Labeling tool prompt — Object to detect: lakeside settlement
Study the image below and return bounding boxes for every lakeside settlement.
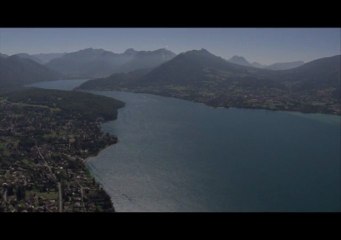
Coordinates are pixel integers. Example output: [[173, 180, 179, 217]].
[[0, 88, 124, 212]]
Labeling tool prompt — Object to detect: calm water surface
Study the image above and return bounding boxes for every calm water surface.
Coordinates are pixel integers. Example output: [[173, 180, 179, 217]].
[[31, 80, 341, 212]]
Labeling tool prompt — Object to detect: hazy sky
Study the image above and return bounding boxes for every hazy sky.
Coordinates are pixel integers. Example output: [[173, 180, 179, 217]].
[[0, 28, 339, 64]]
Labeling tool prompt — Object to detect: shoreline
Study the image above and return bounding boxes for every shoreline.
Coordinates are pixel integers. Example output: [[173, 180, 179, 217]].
[[77, 88, 341, 117], [135, 91, 341, 117], [0, 88, 124, 212], [81, 133, 118, 211]]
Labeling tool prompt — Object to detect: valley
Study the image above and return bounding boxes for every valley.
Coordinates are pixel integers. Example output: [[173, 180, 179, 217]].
[[0, 28, 340, 212]]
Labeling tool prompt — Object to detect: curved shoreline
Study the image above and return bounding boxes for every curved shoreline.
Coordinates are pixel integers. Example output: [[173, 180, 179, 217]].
[[0, 87, 124, 212], [81, 88, 341, 117]]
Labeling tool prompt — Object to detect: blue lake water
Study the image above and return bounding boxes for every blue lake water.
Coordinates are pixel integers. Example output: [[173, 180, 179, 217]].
[[31, 80, 341, 212]]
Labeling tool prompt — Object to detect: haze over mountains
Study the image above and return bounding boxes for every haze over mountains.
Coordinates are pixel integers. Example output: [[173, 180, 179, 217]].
[[10, 53, 66, 64], [31, 53, 67, 64], [0, 47, 309, 84], [46, 48, 176, 78], [228, 55, 305, 70], [0, 47, 176, 89]]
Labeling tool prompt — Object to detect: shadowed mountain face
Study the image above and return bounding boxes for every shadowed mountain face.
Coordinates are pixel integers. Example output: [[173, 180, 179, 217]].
[[78, 49, 340, 115], [46, 48, 176, 78], [0, 55, 61, 91]]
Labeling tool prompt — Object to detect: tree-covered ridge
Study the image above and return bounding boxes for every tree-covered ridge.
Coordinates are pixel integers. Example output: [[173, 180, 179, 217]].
[[4, 88, 125, 121]]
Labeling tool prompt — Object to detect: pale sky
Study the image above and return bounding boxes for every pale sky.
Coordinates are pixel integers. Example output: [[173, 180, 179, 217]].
[[0, 28, 339, 65]]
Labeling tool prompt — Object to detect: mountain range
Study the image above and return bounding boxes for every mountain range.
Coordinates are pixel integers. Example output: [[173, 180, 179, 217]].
[[78, 49, 340, 115], [46, 48, 176, 78], [1, 48, 176, 80], [0, 48, 307, 82], [10, 53, 66, 64], [1, 47, 339, 114]]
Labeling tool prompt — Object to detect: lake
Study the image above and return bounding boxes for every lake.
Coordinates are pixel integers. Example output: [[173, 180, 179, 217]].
[[29, 80, 341, 212]]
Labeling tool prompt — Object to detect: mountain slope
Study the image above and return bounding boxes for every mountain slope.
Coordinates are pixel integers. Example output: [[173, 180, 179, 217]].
[[46, 48, 130, 78], [0, 55, 62, 91], [13, 53, 42, 64], [136, 49, 269, 86], [78, 50, 340, 115], [77, 68, 152, 90], [275, 55, 340, 89], [78, 48, 283, 92]]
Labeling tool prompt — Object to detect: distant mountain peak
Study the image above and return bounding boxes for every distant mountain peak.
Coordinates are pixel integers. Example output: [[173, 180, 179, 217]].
[[155, 48, 168, 52], [182, 48, 214, 57], [199, 48, 209, 52], [197, 48, 212, 55], [124, 48, 138, 55], [154, 48, 174, 54], [81, 47, 95, 51], [78, 48, 108, 54], [228, 55, 251, 66]]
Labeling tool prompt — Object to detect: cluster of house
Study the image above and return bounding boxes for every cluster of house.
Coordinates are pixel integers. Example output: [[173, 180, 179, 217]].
[[143, 84, 340, 115], [204, 88, 340, 115], [0, 98, 116, 212]]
